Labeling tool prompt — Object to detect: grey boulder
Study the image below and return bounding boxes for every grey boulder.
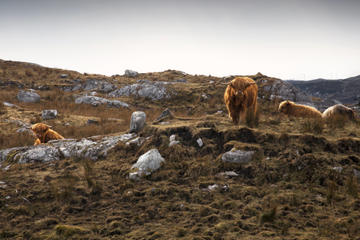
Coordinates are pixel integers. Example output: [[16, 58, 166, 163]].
[[222, 149, 255, 164], [42, 109, 58, 120], [124, 69, 139, 77], [129, 149, 165, 180], [17, 90, 40, 103], [75, 95, 129, 108], [130, 111, 146, 133]]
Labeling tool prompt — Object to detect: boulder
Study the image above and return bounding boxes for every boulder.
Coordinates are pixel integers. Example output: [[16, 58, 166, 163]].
[[169, 134, 179, 147], [82, 79, 116, 93], [154, 108, 174, 123], [130, 111, 146, 133], [17, 90, 40, 103], [42, 109, 58, 120], [222, 149, 255, 164], [108, 82, 172, 101], [124, 69, 138, 77], [75, 95, 129, 108], [0, 133, 137, 164], [129, 149, 165, 180]]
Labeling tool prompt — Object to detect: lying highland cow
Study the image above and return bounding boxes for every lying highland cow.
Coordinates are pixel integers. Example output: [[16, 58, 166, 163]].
[[224, 77, 258, 125], [31, 123, 64, 145], [278, 100, 322, 119], [322, 104, 356, 122]]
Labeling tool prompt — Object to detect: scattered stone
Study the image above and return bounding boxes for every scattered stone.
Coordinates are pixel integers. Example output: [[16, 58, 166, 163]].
[[75, 95, 129, 108], [42, 109, 58, 120], [82, 79, 116, 93], [332, 167, 343, 173], [207, 184, 219, 191], [197, 138, 203, 147], [0, 133, 137, 163], [209, 80, 215, 84], [175, 78, 187, 83], [130, 111, 146, 133], [17, 90, 40, 103], [217, 171, 239, 178], [0, 181, 6, 189], [108, 81, 172, 101], [169, 135, 180, 147], [159, 122, 170, 125], [155, 108, 174, 123], [3, 102, 18, 108], [222, 149, 255, 164], [126, 137, 145, 147], [124, 69, 139, 77], [130, 149, 165, 179], [60, 74, 68, 78]]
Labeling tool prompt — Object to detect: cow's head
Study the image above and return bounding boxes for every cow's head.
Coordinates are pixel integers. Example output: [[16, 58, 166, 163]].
[[31, 123, 51, 139], [278, 100, 292, 114], [228, 81, 256, 97]]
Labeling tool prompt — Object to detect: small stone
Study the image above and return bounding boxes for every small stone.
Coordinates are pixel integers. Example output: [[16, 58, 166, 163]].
[[332, 167, 343, 173], [222, 149, 255, 164], [42, 109, 58, 120], [169, 135, 176, 142], [60, 74, 68, 78], [197, 138, 203, 147], [169, 140, 180, 147], [124, 69, 138, 77]]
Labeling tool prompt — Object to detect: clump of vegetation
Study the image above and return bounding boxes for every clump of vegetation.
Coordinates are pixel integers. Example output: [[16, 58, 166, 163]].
[[346, 175, 358, 198], [259, 206, 277, 225], [0, 103, 6, 115], [54, 224, 90, 238], [301, 119, 324, 134], [246, 109, 260, 128]]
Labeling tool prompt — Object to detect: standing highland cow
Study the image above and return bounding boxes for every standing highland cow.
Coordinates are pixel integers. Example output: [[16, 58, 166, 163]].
[[31, 123, 64, 145], [278, 100, 322, 119], [322, 104, 356, 122], [224, 77, 258, 125]]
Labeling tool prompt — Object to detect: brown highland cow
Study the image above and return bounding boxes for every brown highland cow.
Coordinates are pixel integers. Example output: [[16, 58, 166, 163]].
[[224, 77, 258, 125], [322, 104, 356, 121], [31, 123, 64, 145], [278, 100, 322, 119]]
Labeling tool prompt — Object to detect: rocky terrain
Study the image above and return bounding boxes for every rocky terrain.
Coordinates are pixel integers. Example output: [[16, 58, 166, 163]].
[[0, 59, 360, 239]]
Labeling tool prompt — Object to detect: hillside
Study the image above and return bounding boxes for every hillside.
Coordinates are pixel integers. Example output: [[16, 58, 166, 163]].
[[0, 60, 360, 240], [287, 75, 360, 107]]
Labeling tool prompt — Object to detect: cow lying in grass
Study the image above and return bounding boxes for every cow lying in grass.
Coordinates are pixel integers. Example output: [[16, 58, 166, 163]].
[[224, 77, 258, 125], [322, 104, 356, 122], [31, 123, 64, 145], [278, 100, 322, 119]]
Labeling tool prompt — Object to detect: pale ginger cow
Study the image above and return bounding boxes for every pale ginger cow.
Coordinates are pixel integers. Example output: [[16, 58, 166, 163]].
[[278, 100, 322, 119], [322, 104, 356, 122]]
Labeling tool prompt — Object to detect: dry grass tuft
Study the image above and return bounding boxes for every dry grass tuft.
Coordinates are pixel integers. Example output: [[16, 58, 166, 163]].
[[301, 119, 324, 134]]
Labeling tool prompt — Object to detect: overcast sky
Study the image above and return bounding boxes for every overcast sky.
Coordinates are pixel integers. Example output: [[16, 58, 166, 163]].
[[1, 0, 359, 80]]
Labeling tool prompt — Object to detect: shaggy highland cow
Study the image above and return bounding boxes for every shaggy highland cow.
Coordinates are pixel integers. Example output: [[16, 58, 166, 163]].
[[31, 123, 64, 145], [322, 104, 356, 121], [278, 100, 322, 119], [224, 77, 258, 125]]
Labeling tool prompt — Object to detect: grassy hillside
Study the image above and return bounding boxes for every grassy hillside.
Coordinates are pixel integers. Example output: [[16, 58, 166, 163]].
[[0, 60, 360, 239]]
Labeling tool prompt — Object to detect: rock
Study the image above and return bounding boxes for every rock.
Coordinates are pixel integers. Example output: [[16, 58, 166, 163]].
[[75, 95, 129, 108], [82, 79, 116, 93], [42, 109, 58, 120], [197, 138, 203, 147], [0, 133, 137, 163], [126, 137, 145, 147], [108, 82, 172, 101], [60, 74, 68, 78], [175, 78, 187, 83], [332, 167, 343, 173], [124, 69, 138, 77], [130, 111, 146, 133], [3, 102, 18, 108], [155, 108, 174, 122], [130, 149, 165, 179], [207, 184, 219, 191], [17, 90, 40, 103], [217, 171, 239, 177], [222, 149, 255, 164], [169, 135, 176, 142]]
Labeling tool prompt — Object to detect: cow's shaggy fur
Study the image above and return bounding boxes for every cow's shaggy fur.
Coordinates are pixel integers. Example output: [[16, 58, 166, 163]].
[[278, 101, 322, 119], [322, 104, 356, 121], [31, 123, 64, 145], [224, 77, 258, 125]]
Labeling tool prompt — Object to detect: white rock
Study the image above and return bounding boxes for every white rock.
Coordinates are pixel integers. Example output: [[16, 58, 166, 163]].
[[222, 149, 255, 164], [42, 109, 58, 120], [197, 138, 203, 147], [130, 149, 165, 178], [124, 69, 138, 77], [169, 134, 176, 142], [130, 111, 146, 133], [332, 166, 343, 173]]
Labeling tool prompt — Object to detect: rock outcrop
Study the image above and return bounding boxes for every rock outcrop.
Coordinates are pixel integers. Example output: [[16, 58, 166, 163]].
[[75, 95, 129, 108], [17, 90, 40, 103]]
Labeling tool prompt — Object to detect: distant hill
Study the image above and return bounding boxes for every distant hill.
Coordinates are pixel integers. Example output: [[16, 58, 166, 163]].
[[287, 75, 360, 105]]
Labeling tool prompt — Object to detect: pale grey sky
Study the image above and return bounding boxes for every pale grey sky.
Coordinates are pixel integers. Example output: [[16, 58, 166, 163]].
[[1, 0, 359, 80]]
